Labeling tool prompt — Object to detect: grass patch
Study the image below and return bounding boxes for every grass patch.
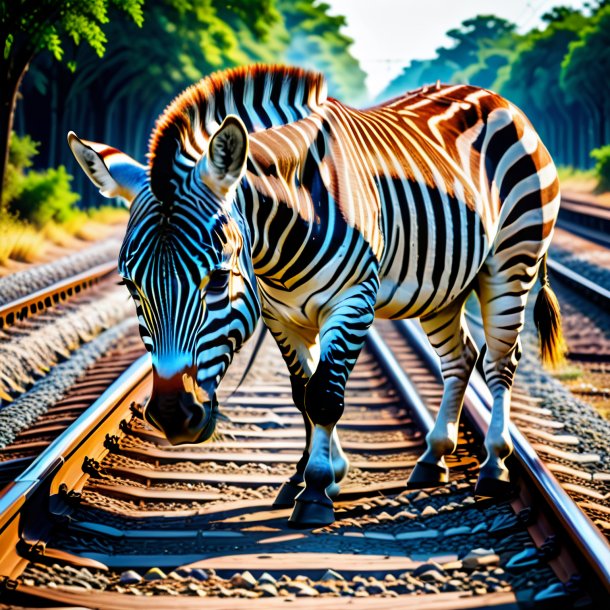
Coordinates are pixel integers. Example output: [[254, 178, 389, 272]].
[[552, 366, 584, 381], [556, 166, 597, 183]]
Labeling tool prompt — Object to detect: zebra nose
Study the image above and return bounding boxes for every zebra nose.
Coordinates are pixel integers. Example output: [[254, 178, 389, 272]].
[[144, 390, 217, 445]]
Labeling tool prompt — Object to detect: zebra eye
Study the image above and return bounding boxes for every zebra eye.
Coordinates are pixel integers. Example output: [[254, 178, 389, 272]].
[[208, 269, 230, 293]]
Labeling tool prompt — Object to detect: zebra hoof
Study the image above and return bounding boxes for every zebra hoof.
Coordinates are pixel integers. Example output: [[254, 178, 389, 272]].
[[475, 464, 514, 498], [406, 458, 449, 489], [288, 499, 335, 528], [273, 480, 303, 508]]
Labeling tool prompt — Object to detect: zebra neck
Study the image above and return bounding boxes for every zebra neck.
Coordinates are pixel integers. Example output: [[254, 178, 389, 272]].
[[149, 65, 327, 204]]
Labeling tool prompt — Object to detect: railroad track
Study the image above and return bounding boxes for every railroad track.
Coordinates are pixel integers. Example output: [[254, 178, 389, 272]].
[[1, 319, 608, 608], [557, 195, 610, 248], [0, 258, 142, 482]]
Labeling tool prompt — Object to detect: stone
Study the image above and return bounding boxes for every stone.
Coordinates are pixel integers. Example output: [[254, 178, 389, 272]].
[[321, 569, 344, 581], [396, 529, 439, 540], [394, 510, 418, 520], [418, 569, 448, 584], [421, 505, 438, 517], [230, 571, 257, 590], [69, 579, 92, 590], [471, 522, 488, 534], [190, 568, 209, 581], [314, 583, 338, 594], [366, 583, 386, 595], [423, 583, 440, 594], [144, 567, 167, 581], [258, 572, 277, 585], [462, 548, 500, 569], [256, 583, 279, 597], [119, 570, 142, 585], [412, 562, 445, 578], [444, 526, 471, 536], [364, 531, 395, 540], [294, 583, 319, 597]]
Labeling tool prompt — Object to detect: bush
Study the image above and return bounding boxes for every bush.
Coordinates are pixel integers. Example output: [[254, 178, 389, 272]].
[[2, 133, 80, 226], [590, 145, 610, 192], [13, 165, 80, 226]]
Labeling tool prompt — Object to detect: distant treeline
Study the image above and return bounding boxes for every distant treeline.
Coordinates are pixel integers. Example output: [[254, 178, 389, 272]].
[[379, 3, 610, 169], [13, 0, 366, 205]]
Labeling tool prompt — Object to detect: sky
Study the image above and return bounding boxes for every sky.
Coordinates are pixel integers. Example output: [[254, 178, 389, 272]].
[[326, 0, 589, 99]]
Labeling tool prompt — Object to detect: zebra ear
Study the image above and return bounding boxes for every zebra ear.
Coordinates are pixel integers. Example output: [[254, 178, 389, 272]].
[[67, 132, 147, 206], [201, 115, 248, 197]]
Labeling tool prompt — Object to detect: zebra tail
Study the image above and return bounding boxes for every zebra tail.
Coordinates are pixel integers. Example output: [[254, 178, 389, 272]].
[[533, 253, 566, 368]]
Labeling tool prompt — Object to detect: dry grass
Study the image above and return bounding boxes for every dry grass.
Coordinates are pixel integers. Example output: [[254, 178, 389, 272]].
[[0, 217, 47, 263], [88, 206, 129, 225], [0, 205, 128, 268], [41, 222, 79, 247]]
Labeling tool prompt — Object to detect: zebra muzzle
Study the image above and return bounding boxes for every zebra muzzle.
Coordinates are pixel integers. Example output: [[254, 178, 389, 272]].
[[145, 370, 218, 445]]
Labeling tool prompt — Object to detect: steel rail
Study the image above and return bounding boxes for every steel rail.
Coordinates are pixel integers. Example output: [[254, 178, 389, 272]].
[[0, 260, 118, 329], [558, 197, 610, 249], [383, 319, 610, 593], [0, 355, 150, 576], [546, 257, 610, 310]]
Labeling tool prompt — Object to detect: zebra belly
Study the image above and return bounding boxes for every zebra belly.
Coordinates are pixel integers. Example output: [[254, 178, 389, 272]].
[[374, 209, 490, 320]]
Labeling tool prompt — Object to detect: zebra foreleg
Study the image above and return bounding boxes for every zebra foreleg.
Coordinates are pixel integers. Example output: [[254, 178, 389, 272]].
[[408, 301, 479, 489], [273, 375, 312, 507], [263, 317, 330, 507], [289, 295, 375, 527]]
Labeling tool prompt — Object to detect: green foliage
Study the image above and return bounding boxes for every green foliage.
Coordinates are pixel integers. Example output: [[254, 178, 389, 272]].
[[1, 0, 144, 64], [12, 165, 80, 226], [502, 10, 586, 106], [279, 0, 366, 103], [591, 145, 610, 191], [379, 15, 518, 100], [2, 133, 80, 226], [561, 6, 610, 106]]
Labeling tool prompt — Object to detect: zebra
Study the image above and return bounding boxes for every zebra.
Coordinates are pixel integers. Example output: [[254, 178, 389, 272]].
[[68, 64, 564, 527]]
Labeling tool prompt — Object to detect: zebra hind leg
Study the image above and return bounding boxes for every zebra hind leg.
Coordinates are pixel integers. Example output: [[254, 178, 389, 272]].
[[408, 300, 479, 489], [475, 264, 534, 497]]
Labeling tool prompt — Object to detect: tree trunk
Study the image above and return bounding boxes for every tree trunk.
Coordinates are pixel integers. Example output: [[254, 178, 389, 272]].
[[0, 70, 24, 206]]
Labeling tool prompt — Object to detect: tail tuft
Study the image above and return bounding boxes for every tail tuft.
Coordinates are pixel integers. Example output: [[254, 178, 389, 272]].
[[533, 254, 566, 368]]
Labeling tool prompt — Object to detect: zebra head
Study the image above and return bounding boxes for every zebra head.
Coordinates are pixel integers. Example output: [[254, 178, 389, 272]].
[[68, 116, 261, 445]]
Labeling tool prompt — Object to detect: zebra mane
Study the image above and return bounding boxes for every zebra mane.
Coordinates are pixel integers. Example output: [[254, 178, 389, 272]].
[[148, 64, 328, 201]]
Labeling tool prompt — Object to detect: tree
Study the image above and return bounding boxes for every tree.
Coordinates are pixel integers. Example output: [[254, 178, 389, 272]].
[[378, 15, 517, 101], [279, 0, 366, 104], [561, 5, 610, 151], [499, 9, 589, 166], [0, 0, 144, 205]]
